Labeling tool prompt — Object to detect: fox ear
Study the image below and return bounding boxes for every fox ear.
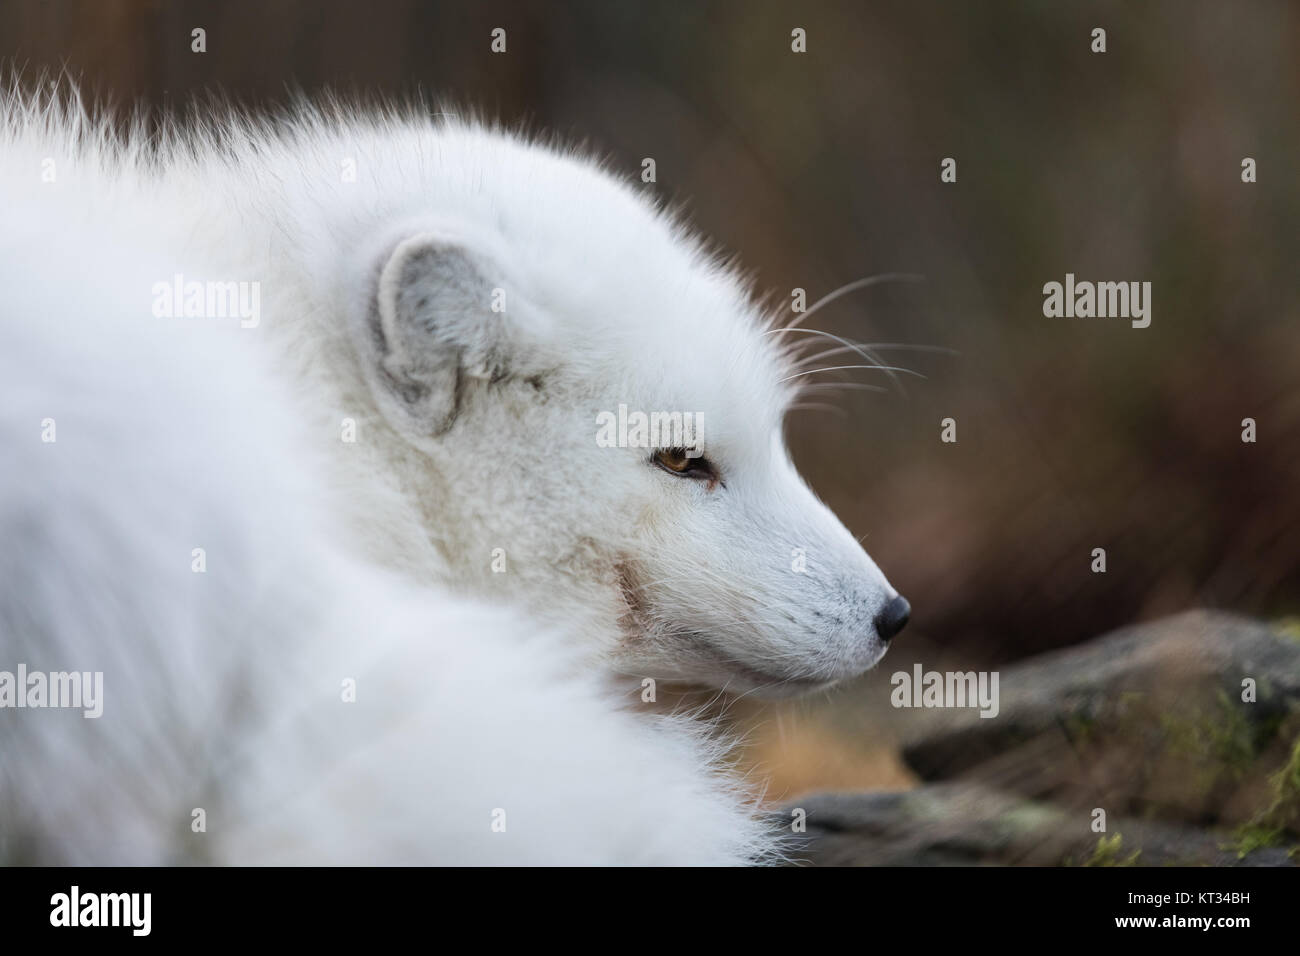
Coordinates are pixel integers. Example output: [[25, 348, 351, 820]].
[[363, 231, 541, 437]]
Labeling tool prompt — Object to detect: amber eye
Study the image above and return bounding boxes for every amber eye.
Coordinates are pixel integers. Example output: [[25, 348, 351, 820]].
[[654, 447, 693, 473], [653, 447, 713, 479]]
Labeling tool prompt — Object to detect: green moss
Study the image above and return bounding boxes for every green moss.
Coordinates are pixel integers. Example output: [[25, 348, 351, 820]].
[[1229, 735, 1300, 858], [1062, 711, 1098, 745], [999, 801, 1061, 838], [1230, 823, 1285, 859], [1160, 689, 1284, 788], [1273, 618, 1300, 645], [1262, 735, 1300, 829], [1081, 832, 1141, 867]]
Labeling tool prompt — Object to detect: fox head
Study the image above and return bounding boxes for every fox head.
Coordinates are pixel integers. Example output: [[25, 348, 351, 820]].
[[341, 125, 908, 696]]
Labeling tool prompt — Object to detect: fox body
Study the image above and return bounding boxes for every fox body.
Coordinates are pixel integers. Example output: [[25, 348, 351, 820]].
[[0, 87, 905, 864]]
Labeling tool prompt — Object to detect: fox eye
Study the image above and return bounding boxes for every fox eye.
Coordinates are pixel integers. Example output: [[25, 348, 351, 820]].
[[653, 447, 715, 481]]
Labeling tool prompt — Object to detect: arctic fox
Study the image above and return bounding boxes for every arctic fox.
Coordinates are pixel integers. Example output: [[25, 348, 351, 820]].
[[0, 84, 909, 865]]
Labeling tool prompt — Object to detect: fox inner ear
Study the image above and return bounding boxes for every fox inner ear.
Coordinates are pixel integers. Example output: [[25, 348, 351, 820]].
[[366, 232, 509, 437]]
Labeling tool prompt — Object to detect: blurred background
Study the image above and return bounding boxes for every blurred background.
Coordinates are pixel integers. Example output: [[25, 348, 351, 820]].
[[4, 0, 1297, 803]]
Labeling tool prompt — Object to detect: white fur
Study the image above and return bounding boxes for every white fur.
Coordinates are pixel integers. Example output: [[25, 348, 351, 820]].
[[0, 84, 900, 864]]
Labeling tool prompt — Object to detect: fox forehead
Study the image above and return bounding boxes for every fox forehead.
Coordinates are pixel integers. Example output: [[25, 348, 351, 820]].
[[392, 131, 800, 438]]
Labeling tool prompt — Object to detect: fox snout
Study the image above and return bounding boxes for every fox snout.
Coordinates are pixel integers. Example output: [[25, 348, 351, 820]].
[[874, 593, 911, 642]]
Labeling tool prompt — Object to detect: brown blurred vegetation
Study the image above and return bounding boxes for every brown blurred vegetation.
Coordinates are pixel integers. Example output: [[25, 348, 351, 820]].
[[5, 0, 1297, 795]]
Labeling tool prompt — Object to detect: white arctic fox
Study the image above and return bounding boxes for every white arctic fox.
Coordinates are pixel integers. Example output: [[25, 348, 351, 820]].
[[0, 84, 909, 865]]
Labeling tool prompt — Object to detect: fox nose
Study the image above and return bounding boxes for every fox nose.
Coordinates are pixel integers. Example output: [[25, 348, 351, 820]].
[[874, 595, 911, 642]]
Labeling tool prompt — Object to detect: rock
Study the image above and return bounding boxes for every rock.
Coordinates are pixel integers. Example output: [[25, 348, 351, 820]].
[[900, 610, 1300, 782], [784, 783, 1297, 866], [784, 611, 1300, 865]]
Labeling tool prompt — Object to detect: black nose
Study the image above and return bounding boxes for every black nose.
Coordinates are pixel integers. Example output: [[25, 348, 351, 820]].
[[874, 595, 911, 642]]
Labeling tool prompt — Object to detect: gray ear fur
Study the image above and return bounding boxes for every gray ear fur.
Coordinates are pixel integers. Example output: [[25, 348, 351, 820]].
[[365, 232, 523, 436]]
